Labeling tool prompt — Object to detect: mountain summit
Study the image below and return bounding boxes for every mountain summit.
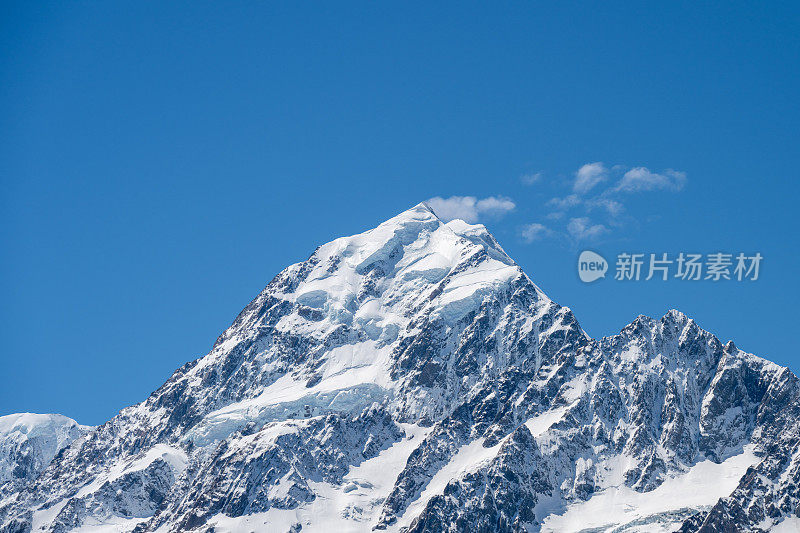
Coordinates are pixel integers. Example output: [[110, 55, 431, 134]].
[[1, 205, 798, 532]]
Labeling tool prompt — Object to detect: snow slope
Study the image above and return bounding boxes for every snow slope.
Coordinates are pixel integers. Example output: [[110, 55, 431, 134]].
[[542, 446, 759, 532]]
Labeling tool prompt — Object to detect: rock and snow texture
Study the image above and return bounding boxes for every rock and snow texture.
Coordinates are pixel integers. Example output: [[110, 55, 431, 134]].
[[0, 203, 798, 532], [0, 414, 90, 497]]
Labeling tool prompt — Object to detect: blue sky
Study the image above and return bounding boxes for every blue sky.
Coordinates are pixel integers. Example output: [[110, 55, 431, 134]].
[[1, 2, 798, 425]]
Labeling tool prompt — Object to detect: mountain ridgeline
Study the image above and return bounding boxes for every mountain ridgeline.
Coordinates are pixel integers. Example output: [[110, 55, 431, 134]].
[[1, 204, 798, 532]]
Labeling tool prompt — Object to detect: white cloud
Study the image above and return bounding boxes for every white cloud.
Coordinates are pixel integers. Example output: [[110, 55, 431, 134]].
[[520, 172, 542, 186], [426, 195, 516, 223], [567, 217, 607, 241], [588, 198, 624, 217], [545, 211, 565, 220], [615, 167, 687, 192], [475, 196, 516, 215], [521, 223, 550, 242], [546, 194, 581, 210], [574, 162, 608, 194]]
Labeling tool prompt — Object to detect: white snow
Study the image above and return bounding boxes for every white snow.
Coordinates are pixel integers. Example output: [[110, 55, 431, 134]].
[[541, 445, 760, 533], [395, 408, 571, 530], [772, 517, 800, 532], [70, 516, 142, 533], [74, 444, 188, 499], [206, 424, 432, 533], [184, 364, 392, 447], [0, 413, 80, 436], [394, 437, 502, 529], [28, 444, 190, 532], [31, 499, 70, 532], [0, 413, 90, 486], [278, 202, 522, 332], [524, 405, 571, 436]]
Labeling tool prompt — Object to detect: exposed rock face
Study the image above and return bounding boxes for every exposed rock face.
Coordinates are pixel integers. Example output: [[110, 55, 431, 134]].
[[0, 204, 797, 532]]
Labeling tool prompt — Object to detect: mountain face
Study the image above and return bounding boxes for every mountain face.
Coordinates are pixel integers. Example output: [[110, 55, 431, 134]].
[[1, 203, 798, 533], [0, 414, 90, 499]]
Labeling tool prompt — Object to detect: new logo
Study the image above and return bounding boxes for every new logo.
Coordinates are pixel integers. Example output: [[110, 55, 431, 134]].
[[578, 250, 608, 283]]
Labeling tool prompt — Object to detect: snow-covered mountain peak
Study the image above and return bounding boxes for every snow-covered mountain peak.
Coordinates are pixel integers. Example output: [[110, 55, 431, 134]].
[[600, 310, 724, 370], [268, 203, 528, 334], [2, 205, 798, 533], [304, 202, 515, 286], [182, 204, 561, 437]]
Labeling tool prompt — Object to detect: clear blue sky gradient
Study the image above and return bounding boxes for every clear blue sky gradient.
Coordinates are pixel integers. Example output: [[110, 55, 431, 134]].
[[2, 2, 798, 425]]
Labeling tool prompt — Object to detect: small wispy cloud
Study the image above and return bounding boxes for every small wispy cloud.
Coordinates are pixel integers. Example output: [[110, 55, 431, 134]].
[[614, 167, 687, 192], [587, 198, 624, 218], [520, 172, 542, 186], [518, 162, 687, 245], [441, 162, 688, 247], [574, 162, 608, 194], [546, 194, 581, 210], [426, 195, 516, 223], [567, 217, 608, 242], [520, 223, 551, 243]]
